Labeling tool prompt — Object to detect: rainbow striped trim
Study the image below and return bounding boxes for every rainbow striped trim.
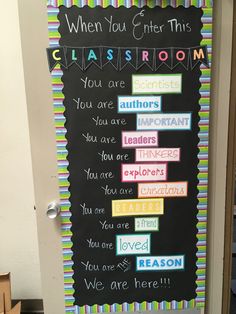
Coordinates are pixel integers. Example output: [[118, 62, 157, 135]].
[[196, 6, 212, 309], [47, 2, 212, 313], [47, 0, 212, 8]]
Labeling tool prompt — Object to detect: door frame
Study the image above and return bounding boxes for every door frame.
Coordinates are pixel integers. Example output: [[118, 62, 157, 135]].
[[222, 2, 236, 313]]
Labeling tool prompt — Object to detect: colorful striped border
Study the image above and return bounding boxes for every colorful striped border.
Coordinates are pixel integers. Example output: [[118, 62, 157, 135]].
[[47, 2, 212, 313], [196, 6, 212, 308], [47, 0, 212, 8]]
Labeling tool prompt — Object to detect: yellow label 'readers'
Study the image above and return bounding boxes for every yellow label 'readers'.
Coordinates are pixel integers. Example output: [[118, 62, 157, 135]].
[[112, 198, 164, 217]]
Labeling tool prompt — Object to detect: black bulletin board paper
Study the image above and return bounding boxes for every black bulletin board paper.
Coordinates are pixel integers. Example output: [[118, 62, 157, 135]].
[[47, 3, 212, 311]]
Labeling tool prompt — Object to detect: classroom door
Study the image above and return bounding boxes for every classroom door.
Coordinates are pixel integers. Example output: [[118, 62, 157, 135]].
[[18, 0, 234, 313]]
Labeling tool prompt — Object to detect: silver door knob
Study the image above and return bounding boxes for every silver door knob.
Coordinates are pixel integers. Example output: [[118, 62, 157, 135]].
[[46, 201, 60, 219]]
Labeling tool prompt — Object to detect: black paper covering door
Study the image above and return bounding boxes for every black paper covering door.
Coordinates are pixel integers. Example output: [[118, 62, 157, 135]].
[[47, 1, 213, 313]]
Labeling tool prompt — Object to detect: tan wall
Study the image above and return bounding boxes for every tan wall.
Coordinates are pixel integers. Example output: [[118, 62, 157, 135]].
[[207, 1, 234, 312], [18, 0, 66, 311], [0, 1, 41, 299]]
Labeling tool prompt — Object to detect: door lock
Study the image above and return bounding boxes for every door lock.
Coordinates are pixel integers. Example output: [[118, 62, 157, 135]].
[[46, 201, 60, 219]]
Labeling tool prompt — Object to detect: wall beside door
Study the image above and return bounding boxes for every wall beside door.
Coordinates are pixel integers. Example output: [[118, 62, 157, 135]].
[[0, 1, 42, 299]]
